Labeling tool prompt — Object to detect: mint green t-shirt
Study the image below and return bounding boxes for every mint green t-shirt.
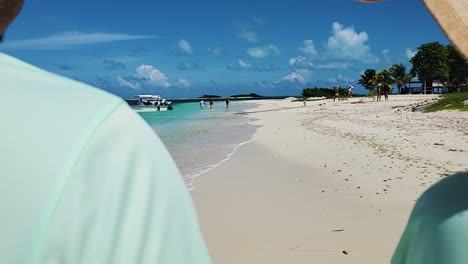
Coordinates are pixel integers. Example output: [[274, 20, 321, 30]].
[[0, 53, 211, 264], [392, 172, 468, 264]]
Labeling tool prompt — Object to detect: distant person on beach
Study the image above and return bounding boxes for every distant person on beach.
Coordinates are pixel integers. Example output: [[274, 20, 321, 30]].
[[225, 98, 230, 111], [347, 84, 354, 97], [200, 100, 205, 109], [209, 99, 213, 109], [0, 1, 211, 263], [383, 84, 390, 101], [376, 83, 382, 101], [333, 86, 340, 102]]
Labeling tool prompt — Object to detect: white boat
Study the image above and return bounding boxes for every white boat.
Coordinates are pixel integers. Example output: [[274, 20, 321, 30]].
[[125, 95, 173, 112]]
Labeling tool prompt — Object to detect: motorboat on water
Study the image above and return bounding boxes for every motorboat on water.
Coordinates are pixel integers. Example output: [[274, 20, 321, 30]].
[[125, 95, 173, 112]]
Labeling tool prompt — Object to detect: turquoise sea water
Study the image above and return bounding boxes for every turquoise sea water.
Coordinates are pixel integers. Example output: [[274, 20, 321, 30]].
[[139, 101, 259, 188]]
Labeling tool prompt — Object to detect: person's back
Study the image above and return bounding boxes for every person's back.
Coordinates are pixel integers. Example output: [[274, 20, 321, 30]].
[[0, 2, 211, 261], [0, 50, 211, 264]]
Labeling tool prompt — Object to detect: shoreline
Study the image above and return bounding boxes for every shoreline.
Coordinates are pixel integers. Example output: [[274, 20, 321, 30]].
[[191, 95, 468, 263]]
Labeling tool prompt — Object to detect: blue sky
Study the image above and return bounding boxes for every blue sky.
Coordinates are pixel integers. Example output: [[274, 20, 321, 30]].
[[1, 0, 448, 97]]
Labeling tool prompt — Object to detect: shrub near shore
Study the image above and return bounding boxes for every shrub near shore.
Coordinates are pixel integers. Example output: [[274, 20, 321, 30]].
[[302, 87, 349, 98]]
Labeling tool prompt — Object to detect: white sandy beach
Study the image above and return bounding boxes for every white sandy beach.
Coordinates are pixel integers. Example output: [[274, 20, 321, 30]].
[[191, 95, 468, 264]]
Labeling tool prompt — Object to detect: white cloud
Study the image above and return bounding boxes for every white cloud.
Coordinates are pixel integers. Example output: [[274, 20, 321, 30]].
[[298, 40, 318, 57], [208, 47, 222, 56], [324, 22, 378, 63], [238, 30, 260, 43], [173, 39, 193, 55], [116, 76, 141, 90], [238, 59, 252, 69], [3, 31, 156, 49], [136, 65, 170, 88], [176, 78, 192, 87], [280, 72, 306, 85], [247, 44, 280, 58], [406, 48, 416, 59], [289, 56, 352, 71], [289, 56, 314, 70]]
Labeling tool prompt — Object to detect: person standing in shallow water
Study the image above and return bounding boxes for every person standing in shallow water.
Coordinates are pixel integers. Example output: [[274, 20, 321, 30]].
[[333, 86, 340, 102], [209, 99, 213, 110], [225, 98, 230, 111]]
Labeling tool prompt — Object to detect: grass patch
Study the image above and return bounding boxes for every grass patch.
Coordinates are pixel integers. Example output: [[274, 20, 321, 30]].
[[424, 92, 468, 112]]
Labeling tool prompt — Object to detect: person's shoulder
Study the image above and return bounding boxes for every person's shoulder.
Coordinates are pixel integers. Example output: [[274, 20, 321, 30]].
[[0, 53, 122, 112]]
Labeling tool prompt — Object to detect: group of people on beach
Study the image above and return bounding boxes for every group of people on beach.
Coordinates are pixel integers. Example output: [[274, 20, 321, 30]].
[[376, 83, 391, 101], [332, 83, 391, 102], [333, 84, 354, 102], [200, 98, 230, 111]]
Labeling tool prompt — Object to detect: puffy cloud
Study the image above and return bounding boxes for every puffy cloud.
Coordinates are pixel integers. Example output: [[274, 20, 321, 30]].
[[324, 22, 378, 63], [116, 76, 141, 90], [238, 30, 260, 43], [176, 62, 201, 71], [3, 31, 156, 49], [406, 48, 416, 59], [136, 65, 170, 88], [298, 40, 318, 57], [289, 56, 314, 70], [280, 72, 306, 85], [208, 47, 222, 56], [247, 44, 280, 58], [176, 78, 192, 87], [172, 39, 193, 55]]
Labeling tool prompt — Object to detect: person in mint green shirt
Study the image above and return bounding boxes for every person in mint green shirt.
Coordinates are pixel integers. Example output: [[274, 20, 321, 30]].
[[0, 1, 211, 263], [392, 172, 468, 264]]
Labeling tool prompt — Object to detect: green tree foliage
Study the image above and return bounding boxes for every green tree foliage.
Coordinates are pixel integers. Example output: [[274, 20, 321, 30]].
[[446, 45, 468, 89], [410, 42, 449, 82], [374, 69, 394, 93], [358, 69, 376, 92], [302, 87, 347, 98], [389, 63, 412, 94]]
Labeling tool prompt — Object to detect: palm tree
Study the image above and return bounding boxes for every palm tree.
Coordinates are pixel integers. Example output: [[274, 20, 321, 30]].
[[358, 69, 376, 92], [374, 68, 394, 87], [389, 63, 412, 94]]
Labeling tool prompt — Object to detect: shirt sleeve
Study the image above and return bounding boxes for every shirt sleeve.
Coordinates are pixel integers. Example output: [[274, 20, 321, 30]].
[[36, 103, 212, 264], [392, 172, 468, 264]]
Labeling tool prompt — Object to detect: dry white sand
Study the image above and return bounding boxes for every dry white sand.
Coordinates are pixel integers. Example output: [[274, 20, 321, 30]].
[[191, 95, 468, 264]]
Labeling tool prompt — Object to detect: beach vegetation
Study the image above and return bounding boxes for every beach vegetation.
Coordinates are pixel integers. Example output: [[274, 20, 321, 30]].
[[410, 42, 449, 86], [302, 86, 348, 98], [446, 45, 468, 91], [358, 69, 377, 92], [373, 68, 394, 91], [424, 92, 468, 112], [390, 64, 413, 94]]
